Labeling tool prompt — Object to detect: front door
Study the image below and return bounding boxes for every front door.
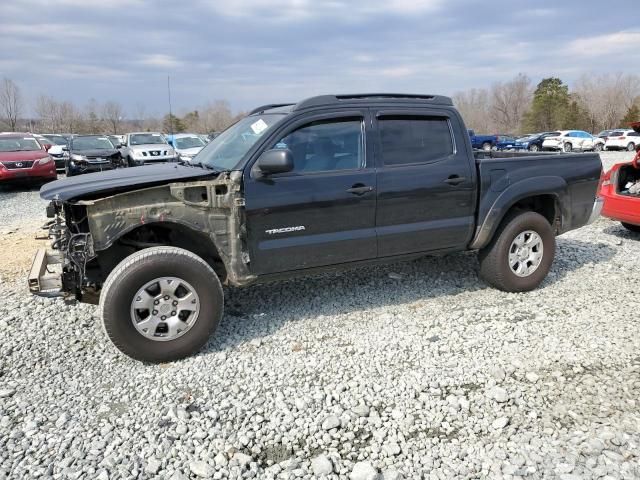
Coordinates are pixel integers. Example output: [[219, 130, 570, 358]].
[[244, 111, 377, 274]]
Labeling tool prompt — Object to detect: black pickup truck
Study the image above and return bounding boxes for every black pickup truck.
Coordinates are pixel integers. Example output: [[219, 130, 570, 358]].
[[30, 94, 603, 362]]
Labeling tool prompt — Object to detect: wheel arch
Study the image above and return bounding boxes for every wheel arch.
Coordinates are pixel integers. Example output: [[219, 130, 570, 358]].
[[470, 176, 567, 250]]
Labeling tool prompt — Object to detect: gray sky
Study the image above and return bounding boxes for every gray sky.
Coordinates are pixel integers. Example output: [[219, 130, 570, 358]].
[[2, 0, 639, 116]]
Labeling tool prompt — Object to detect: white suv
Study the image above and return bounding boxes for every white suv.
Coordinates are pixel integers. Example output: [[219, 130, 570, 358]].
[[604, 129, 640, 151], [542, 130, 599, 152], [120, 132, 177, 166]]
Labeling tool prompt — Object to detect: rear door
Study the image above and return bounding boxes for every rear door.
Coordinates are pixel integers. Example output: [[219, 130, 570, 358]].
[[373, 109, 476, 257], [243, 110, 377, 274]]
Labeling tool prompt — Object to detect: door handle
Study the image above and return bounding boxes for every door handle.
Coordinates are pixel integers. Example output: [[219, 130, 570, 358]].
[[347, 184, 374, 195], [444, 175, 466, 186]]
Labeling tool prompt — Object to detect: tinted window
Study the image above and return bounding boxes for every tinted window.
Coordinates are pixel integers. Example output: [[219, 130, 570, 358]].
[[272, 117, 363, 173], [610, 131, 625, 136], [379, 116, 453, 166], [629, 132, 640, 137]]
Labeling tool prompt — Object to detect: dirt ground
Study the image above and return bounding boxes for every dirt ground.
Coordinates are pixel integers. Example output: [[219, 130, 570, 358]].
[[0, 222, 49, 281]]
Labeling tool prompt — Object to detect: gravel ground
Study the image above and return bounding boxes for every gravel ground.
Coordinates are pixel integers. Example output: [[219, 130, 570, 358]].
[[0, 151, 638, 480]]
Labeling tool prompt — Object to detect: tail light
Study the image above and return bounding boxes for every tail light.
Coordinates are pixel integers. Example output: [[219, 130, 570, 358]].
[[618, 136, 626, 140]]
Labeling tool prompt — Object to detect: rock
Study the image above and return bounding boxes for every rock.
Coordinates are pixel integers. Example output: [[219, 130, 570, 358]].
[[382, 442, 401, 456], [233, 452, 252, 467], [0, 389, 16, 398], [311, 454, 333, 476], [488, 386, 509, 403], [489, 367, 506, 382], [189, 461, 214, 478], [214, 452, 228, 467], [176, 424, 188, 435], [382, 469, 404, 480], [322, 415, 341, 430], [525, 372, 540, 383], [145, 458, 161, 475], [352, 404, 370, 417], [492, 417, 510, 430], [350, 461, 378, 480]]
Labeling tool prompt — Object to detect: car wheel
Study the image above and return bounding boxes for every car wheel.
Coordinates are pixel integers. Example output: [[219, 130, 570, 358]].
[[482, 142, 492, 151], [529, 144, 539, 152], [563, 142, 572, 153], [127, 156, 135, 167], [627, 143, 636, 152], [478, 211, 555, 292], [621, 222, 640, 233], [594, 143, 603, 152], [100, 246, 224, 362]]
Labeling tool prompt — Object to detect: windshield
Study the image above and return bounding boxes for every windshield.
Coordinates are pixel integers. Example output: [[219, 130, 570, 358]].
[[517, 135, 535, 142], [0, 137, 42, 152], [72, 136, 114, 150], [130, 133, 167, 146], [175, 136, 205, 150], [198, 114, 285, 170], [43, 135, 68, 146]]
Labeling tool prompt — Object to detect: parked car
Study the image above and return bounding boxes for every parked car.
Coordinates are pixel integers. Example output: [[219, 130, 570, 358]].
[[197, 134, 211, 144], [495, 135, 520, 151], [120, 132, 177, 166], [0, 133, 57, 185], [514, 132, 557, 152], [165, 133, 207, 164], [40, 134, 69, 170], [600, 125, 640, 231], [542, 130, 600, 152], [604, 129, 640, 151], [107, 135, 123, 148], [468, 129, 497, 150], [65, 135, 124, 176], [29, 93, 603, 362]]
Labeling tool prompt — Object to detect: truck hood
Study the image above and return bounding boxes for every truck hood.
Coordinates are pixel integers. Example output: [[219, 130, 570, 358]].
[[40, 164, 217, 201]]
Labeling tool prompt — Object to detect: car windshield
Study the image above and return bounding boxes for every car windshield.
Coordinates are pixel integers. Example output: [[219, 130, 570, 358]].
[[0, 137, 41, 152], [517, 136, 535, 142], [72, 136, 114, 150], [43, 135, 68, 145], [175, 136, 205, 149], [198, 114, 286, 170], [130, 133, 167, 146]]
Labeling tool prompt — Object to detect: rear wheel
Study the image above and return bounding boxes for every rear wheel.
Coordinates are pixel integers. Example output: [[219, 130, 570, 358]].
[[482, 142, 492, 151], [594, 143, 603, 152], [627, 143, 636, 152], [529, 144, 539, 152], [100, 246, 224, 362], [479, 211, 555, 292], [563, 142, 573, 153], [621, 222, 640, 233]]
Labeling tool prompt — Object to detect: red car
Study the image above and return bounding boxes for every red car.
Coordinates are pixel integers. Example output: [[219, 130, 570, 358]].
[[0, 133, 57, 185], [600, 122, 640, 232]]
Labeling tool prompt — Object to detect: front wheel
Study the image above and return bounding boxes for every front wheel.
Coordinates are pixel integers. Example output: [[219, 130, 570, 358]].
[[594, 143, 603, 152], [622, 222, 640, 233], [563, 142, 573, 153], [529, 144, 540, 152], [482, 142, 492, 151], [479, 211, 555, 292], [627, 143, 636, 152], [100, 247, 224, 362]]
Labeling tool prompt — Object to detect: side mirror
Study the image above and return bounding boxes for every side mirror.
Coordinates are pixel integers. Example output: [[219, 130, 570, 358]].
[[257, 149, 294, 175], [62, 146, 69, 152], [43, 143, 53, 151]]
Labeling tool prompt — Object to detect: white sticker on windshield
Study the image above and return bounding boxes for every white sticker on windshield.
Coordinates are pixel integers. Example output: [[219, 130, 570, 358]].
[[98, 137, 108, 140], [250, 119, 268, 135]]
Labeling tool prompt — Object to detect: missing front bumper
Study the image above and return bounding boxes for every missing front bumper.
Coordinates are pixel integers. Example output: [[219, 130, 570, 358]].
[[28, 248, 64, 297]]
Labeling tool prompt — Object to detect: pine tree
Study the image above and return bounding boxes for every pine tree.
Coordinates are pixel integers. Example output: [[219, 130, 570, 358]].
[[524, 78, 570, 132], [620, 104, 640, 126]]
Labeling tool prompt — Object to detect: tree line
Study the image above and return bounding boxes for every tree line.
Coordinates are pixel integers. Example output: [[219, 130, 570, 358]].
[[454, 73, 640, 135], [0, 77, 245, 135], [2, 74, 640, 137]]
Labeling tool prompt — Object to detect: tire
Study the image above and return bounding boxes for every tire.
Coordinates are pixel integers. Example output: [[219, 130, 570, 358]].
[[627, 143, 636, 152], [529, 144, 539, 152], [563, 142, 572, 153], [621, 222, 640, 233], [594, 143, 603, 152], [100, 246, 224, 362], [482, 142, 492, 151], [478, 211, 555, 292], [127, 156, 135, 167]]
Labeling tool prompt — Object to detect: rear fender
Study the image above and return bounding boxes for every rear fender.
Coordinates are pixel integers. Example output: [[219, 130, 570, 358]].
[[470, 176, 568, 250]]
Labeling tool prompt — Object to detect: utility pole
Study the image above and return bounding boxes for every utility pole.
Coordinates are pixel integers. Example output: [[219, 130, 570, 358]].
[[167, 75, 174, 136]]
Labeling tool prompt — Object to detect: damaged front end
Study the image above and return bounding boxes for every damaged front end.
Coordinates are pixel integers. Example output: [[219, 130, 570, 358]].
[[28, 200, 96, 302]]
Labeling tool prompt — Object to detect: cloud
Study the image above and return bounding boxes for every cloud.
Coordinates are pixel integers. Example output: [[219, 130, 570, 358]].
[[564, 31, 640, 56], [139, 54, 183, 69]]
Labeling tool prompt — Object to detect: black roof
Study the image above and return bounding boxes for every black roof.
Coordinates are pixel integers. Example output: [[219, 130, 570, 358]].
[[250, 93, 453, 115]]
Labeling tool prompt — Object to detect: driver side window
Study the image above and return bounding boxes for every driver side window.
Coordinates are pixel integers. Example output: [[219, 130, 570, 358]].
[[272, 117, 364, 174]]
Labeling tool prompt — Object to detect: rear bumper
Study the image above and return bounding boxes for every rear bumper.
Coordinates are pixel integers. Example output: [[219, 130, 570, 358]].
[[602, 192, 640, 225], [28, 248, 64, 297]]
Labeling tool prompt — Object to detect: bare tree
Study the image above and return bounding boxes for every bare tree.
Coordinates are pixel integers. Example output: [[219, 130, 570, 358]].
[[453, 88, 493, 133], [102, 101, 124, 134], [133, 102, 146, 130], [489, 73, 533, 134], [0, 78, 23, 130], [200, 100, 234, 133], [84, 98, 102, 133]]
